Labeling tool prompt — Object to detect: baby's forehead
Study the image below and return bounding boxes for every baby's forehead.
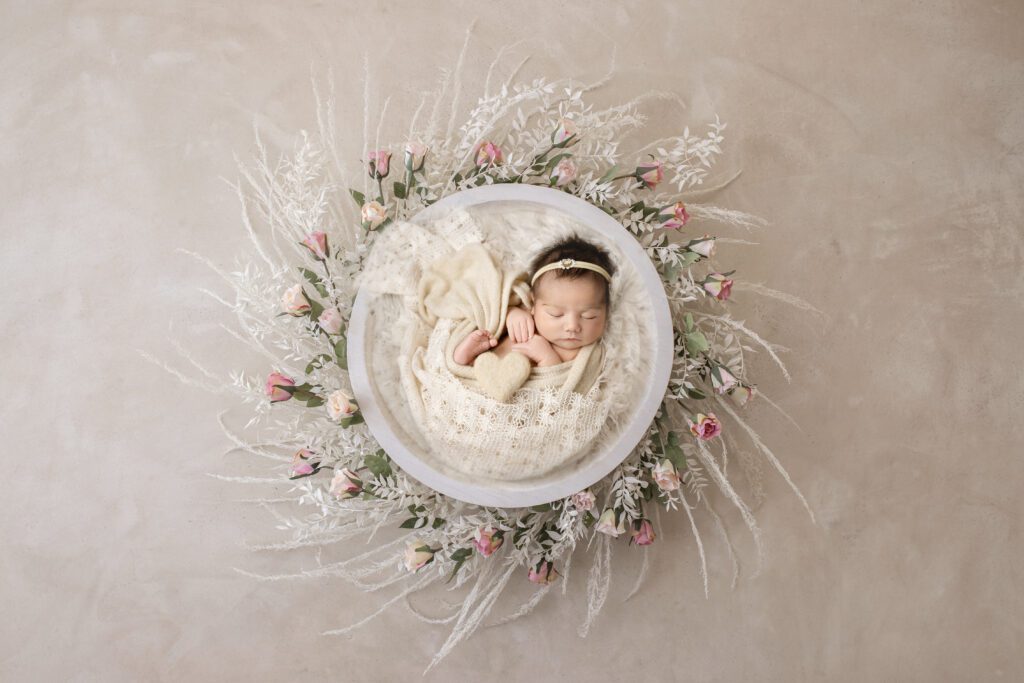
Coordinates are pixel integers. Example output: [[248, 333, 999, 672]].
[[533, 275, 606, 307]]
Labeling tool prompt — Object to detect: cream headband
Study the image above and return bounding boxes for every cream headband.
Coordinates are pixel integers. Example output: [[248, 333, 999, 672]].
[[530, 258, 612, 287]]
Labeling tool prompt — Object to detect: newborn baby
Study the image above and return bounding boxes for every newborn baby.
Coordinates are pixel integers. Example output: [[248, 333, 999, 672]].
[[453, 235, 616, 368]]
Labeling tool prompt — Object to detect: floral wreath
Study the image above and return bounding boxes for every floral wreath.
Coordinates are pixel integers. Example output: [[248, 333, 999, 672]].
[[152, 56, 818, 674]]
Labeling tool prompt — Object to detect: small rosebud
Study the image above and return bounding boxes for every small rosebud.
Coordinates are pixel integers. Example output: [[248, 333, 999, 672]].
[[686, 234, 716, 258], [281, 283, 311, 317], [289, 448, 320, 479], [701, 272, 734, 301], [661, 201, 690, 230], [652, 458, 681, 491], [367, 150, 391, 180], [731, 384, 756, 407], [326, 389, 356, 421], [361, 200, 387, 229], [551, 117, 578, 145], [630, 519, 656, 546], [472, 526, 504, 558], [404, 538, 435, 572], [299, 231, 329, 260], [264, 372, 295, 403], [687, 412, 722, 440], [710, 362, 740, 395], [549, 157, 577, 187], [318, 307, 343, 335], [404, 141, 427, 172], [594, 508, 626, 537], [329, 467, 363, 499], [527, 559, 560, 585], [474, 141, 503, 168], [570, 489, 596, 511], [635, 158, 664, 190]]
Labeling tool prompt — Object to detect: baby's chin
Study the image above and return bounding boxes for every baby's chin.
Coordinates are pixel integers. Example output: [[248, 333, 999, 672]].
[[551, 336, 598, 349]]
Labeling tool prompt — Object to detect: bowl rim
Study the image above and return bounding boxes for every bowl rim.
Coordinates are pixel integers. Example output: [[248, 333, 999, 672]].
[[348, 184, 674, 507]]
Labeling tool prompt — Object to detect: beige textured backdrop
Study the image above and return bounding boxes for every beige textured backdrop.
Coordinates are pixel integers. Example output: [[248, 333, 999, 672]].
[[3, 1, 1022, 680]]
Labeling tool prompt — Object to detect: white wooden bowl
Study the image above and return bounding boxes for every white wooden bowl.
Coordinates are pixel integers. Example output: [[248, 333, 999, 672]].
[[348, 184, 673, 507]]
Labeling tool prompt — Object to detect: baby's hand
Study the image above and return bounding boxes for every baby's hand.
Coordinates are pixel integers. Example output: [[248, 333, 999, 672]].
[[506, 306, 535, 344], [512, 333, 559, 366]]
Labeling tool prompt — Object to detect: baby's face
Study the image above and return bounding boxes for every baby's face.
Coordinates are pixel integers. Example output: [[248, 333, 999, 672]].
[[530, 274, 608, 351]]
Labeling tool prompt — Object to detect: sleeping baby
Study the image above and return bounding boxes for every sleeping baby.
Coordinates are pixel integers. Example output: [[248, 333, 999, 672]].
[[453, 235, 616, 369]]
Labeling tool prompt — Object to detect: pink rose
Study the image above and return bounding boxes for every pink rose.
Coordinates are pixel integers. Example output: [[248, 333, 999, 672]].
[[686, 234, 716, 258], [474, 140, 503, 168], [404, 141, 427, 172], [361, 200, 387, 230], [367, 150, 391, 179], [299, 231, 329, 260], [702, 272, 734, 301], [527, 559, 560, 585], [550, 157, 577, 187], [318, 307, 343, 335], [711, 363, 740, 395], [329, 467, 363, 499], [472, 526, 504, 557], [688, 412, 722, 440], [661, 201, 690, 229], [630, 519, 656, 546], [571, 489, 596, 511], [731, 384, 756, 407], [635, 159, 664, 190], [652, 458, 681, 491], [289, 448, 319, 478], [281, 283, 311, 316], [551, 117, 578, 145], [265, 371, 295, 402]]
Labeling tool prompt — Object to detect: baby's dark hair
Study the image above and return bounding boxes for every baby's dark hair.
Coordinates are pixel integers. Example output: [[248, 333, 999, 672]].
[[529, 235, 617, 306]]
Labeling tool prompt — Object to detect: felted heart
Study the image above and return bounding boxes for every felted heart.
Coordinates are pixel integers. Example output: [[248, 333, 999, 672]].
[[473, 351, 532, 403]]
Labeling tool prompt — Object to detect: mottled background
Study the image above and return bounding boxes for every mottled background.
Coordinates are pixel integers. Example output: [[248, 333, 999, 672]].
[[2, 1, 1022, 680]]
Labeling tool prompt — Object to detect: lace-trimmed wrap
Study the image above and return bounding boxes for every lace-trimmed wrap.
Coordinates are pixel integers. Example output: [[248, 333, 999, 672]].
[[406, 318, 610, 480]]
